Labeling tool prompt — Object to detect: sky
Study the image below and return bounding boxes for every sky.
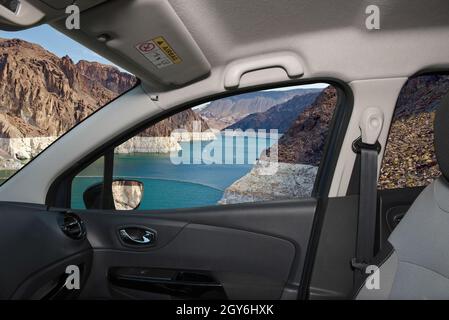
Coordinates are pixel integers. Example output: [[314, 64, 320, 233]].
[[0, 24, 115, 66]]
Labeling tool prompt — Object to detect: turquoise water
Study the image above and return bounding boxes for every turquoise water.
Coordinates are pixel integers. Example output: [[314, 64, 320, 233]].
[[71, 134, 277, 210]]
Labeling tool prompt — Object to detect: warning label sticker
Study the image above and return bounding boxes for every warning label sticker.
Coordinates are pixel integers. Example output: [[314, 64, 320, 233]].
[[135, 36, 182, 69]]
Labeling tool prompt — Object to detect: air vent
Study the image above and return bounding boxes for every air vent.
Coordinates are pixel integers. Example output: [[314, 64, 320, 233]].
[[59, 212, 86, 240]]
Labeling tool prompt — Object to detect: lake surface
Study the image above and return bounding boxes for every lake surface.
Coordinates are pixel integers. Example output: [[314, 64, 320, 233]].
[[71, 134, 277, 210], [0, 134, 277, 210]]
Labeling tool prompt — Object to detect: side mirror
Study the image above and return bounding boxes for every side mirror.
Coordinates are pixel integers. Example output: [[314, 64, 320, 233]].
[[83, 179, 144, 210], [111, 180, 144, 210]]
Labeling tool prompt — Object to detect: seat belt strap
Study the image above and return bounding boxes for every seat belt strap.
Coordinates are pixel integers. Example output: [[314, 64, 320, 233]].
[[352, 144, 379, 271], [351, 107, 384, 274]]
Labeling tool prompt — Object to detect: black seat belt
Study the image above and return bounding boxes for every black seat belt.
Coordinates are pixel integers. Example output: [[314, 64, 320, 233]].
[[351, 138, 380, 273], [351, 108, 383, 283]]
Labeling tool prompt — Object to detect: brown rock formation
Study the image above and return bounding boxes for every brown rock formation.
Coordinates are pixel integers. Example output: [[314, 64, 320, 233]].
[[199, 88, 322, 130], [141, 108, 211, 137], [378, 75, 449, 189], [271, 86, 338, 166], [0, 38, 137, 138], [0, 38, 212, 142], [225, 92, 320, 133]]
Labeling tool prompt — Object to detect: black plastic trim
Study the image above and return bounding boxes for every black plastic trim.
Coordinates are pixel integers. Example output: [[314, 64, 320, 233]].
[[102, 149, 115, 210], [351, 136, 381, 154], [297, 82, 354, 299], [108, 267, 227, 299]]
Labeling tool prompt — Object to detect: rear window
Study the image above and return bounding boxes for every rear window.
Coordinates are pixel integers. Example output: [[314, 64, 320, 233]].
[[378, 74, 449, 189], [0, 25, 136, 185]]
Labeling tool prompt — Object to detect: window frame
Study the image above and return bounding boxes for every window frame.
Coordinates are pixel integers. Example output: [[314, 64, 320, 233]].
[[46, 78, 354, 209]]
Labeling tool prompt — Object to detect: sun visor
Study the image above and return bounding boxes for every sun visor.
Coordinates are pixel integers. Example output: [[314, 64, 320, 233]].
[[76, 0, 210, 87]]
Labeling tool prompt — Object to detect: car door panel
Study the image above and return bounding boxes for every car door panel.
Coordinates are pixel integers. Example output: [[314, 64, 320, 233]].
[[0, 202, 92, 299], [70, 199, 317, 299], [81, 225, 295, 299], [310, 196, 358, 299], [0, 198, 317, 300]]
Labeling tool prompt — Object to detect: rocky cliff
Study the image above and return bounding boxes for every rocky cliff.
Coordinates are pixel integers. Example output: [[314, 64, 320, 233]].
[[0, 38, 135, 168], [378, 75, 449, 189], [140, 108, 211, 137], [0, 38, 215, 168], [199, 88, 321, 130], [225, 91, 320, 133], [273, 86, 338, 165], [219, 161, 318, 204], [0, 38, 136, 138], [219, 86, 337, 204]]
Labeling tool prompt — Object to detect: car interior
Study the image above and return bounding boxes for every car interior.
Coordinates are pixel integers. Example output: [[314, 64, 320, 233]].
[[0, 0, 449, 300]]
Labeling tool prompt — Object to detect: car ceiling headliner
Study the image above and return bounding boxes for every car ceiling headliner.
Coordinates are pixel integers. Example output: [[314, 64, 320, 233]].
[[7, 0, 449, 91]]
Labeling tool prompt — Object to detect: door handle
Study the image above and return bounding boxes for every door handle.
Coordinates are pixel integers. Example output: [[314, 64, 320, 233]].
[[119, 227, 155, 246]]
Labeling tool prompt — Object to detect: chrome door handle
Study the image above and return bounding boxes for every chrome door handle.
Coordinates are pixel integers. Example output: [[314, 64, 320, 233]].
[[119, 227, 155, 246]]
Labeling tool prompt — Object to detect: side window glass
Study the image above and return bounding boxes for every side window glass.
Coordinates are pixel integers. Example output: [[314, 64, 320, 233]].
[[378, 74, 449, 189], [72, 83, 338, 210]]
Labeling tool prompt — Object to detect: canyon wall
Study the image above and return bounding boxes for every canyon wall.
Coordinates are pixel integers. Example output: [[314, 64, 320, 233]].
[[219, 86, 337, 203], [0, 38, 214, 170]]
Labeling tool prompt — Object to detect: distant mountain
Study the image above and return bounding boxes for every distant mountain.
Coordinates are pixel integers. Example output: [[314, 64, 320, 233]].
[[225, 91, 321, 133], [141, 108, 210, 137], [268, 86, 338, 166], [199, 88, 322, 130]]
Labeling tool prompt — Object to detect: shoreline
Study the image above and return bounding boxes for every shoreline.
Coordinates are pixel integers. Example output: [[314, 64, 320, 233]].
[[0, 133, 218, 171]]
